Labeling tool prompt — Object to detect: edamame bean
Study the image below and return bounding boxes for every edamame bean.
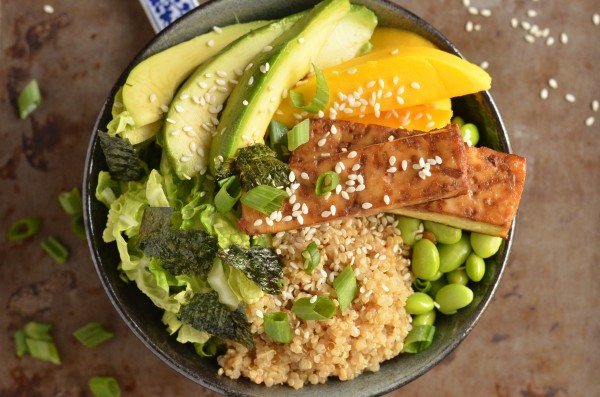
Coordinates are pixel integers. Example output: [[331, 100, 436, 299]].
[[446, 267, 469, 285], [406, 292, 435, 315], [427, 278, 447, 299], [424, 220, 462, 244], [397, 216, 422, 246], [438, 234, 472, 273], [460, 123, 480, 146], [411, 239, 440, 280], [451, 116, 465, 127], [435, 284, 474, 315], [465, 252, 486, 282], [470, 232, 503, 258], [412, 310, 436, 326]]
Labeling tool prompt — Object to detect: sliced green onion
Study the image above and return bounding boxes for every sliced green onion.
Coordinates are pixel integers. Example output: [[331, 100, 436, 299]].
[[269, 120, 289, 149], [333, 265, 357, 312], [25, 338, 61, 365], [289, 64, 329, 113], [18, 79, 41, 119], [315, 171, 339, 196], [302, 242, 320, 274], [402, 325, 436, 353], [41, 235, 69, 264], [263, 312, 292, 343], [7, 216, 42, 241], [287, 119, 310, 151], [241, 185, 288, 215], [14, 329, 29, 357], [24, 321, 53, 341], [413, 279, 432, 293], [71, 215, 86, 240], [194, 339, 219, 357], [291, 296, 336, 321], [58, 188, 83, 216], [215, 176, 241, 214], [73, 322, 114, 348], [88, 376, 121, 397]]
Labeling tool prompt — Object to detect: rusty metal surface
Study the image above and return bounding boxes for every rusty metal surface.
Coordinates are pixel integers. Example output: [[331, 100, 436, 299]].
[[1, 0, 598, 396]]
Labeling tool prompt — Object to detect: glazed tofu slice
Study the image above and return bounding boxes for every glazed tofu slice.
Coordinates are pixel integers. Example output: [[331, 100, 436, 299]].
[[289, 118, 420, 163], [238, 126, 468, 235], [391, 146, 526, 238]]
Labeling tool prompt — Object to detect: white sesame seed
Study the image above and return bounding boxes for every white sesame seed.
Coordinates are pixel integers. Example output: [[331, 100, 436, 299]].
[[418, 170, 427, 180], [525, 34, 535, 44], [149, 93, 157, 103], [175, 105, 185, 113], [348, 68, 358, 75], [289, 171, 296, 183], [170, 129, 180, 136], [594, 13, 600, 26], [465, 21, 474, 32], [256, 309, 264, 318], [207, 39, 215, 47], [289, 195, 297, 205], [352, 164, 361, 172], [310, 295, 318, 304], [401, 160, 408, 171], [347, 186, 356, 193], [527, 9, 538, 18], [480, 61, 489, 70], [265, 217, 274, 226], [546, 37, 555, 46], [521, 21, 531, 30], [386, 166, 398, 173], [396, 96, 404, 105], [540, 88, 549, 100], [330, 205, 336, 216], [189, 142, 197, 152], [480, 8, 491, 17], [474, 24, 481, 32], [560, 32, 568, 44], [260, 63, 270, 73], [548, 78, 558, 89], [565, 93, 576, 103], [382, 284, 390, 292], [160, 104, 169, 113], [592, 100, 599, 112], [317, 138, 327, 147], [341, 191, 350, 200], [468, 6, 478, 15], [383, 195, 390, 205], [262, 45, 273, 53], [300, 172, 309, 180], [585, 116, 595, 127], [180, 155, 192, 163], [348, 151, 357, 159], [391, 48, 399, 55], [253, 219, 263, 227], [321, 210, 331, 218], [511, 18, 519, 28], [361, 202, 373, 210], [435, 156, 443, 164], [298, 37, 305, 44], [411, 81, 421, 89]]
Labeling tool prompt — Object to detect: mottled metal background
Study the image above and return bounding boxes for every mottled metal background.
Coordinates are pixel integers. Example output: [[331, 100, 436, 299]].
[[1, 0, 598, 396]]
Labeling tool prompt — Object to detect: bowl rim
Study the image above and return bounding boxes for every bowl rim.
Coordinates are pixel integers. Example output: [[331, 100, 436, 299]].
[[83, 0, 514, 395]]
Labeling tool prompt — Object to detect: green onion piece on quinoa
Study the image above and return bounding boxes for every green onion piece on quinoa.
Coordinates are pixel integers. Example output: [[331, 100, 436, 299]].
[[88, 376, 121, 397], [291, 296, 336, 321], [215, 176, 242, 214], [263, 312, 292, 343], [17, 79, 41, 119], [289, 64, 329, 113], [333, 265, 357, 312], [73, 322, 114, 348], [7, 216, 42, 241], [241, 185, 288, 215], [302, 242, 321, 274], [402, 324, 436, 353], [40, 235, 69, 264], [315, 171, 339, 196], [287, 119, 310, 151]]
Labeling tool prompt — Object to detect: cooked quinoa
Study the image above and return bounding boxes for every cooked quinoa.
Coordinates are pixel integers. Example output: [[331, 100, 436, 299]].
[[217, 213, 414, 389]]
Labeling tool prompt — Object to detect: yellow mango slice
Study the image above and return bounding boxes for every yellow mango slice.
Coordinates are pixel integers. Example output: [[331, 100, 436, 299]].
[[347, 104, 453, 131], [274, 46, 490, 126], [370, 27, 437, 50]]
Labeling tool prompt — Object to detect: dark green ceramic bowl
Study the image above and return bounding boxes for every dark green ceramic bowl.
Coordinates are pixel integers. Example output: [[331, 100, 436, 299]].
[[83, 0, 513, 395]]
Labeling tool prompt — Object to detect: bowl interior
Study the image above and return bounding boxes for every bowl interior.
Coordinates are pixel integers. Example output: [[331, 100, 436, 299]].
[[83, 1, 512, 396]]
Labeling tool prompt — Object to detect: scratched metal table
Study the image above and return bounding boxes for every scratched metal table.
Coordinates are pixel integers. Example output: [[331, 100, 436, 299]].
[[1, 1, 599, 396]]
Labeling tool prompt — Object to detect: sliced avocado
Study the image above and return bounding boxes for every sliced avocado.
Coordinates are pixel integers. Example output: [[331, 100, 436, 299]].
[[314, 4, 377, 68], [122, 20, 268, 127], [123, 120, 162, 146], [209, 0, 351, 175], [163, 13, 305, 180]]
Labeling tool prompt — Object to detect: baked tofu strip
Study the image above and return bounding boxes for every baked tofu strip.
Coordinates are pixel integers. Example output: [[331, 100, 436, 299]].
[[290, 118, 420, 163], [238, 126, 468, 235], [391, 146, 526, 238]]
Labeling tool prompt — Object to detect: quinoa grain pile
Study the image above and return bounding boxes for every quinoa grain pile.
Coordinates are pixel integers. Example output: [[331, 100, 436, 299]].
[[218, 214, 413, 389]]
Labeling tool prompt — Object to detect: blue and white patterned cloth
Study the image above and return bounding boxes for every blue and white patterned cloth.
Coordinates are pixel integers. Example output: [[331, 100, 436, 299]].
[[139, 0, 199, 32]]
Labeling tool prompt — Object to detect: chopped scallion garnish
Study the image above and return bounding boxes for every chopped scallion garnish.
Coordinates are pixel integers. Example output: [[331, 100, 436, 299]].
[[291, 296, 336, 321], [215, 176, 241, 214], [241, 185, 288, 215], [40, 236, 69, 264], [25, 338, 61, 365], [263, 312, 292, 343], [73, 322, 114, 348], [287, 119, 310, 151], [71, 216, 86, 240], [194, 338, 219, 357], [88, 376, 121, 397], [269, 120, 289, 150], [7, 216, 42, 241], [315, 171, 339, 196], [289, 64, 329, 113], [333, 265, 357, 312], [18, 79, 41, 119], [24, 321, 53, 341], [302, 242, 320, 274], [14, 330, 28, 357], [58, 188, 83, 216], [402, 325, 436, 353]]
